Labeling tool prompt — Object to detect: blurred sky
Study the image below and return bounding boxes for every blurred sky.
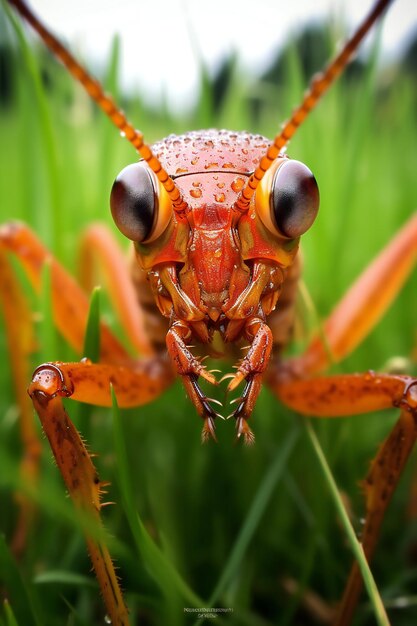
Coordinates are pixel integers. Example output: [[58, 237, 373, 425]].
[[26, 0, 417, 111]]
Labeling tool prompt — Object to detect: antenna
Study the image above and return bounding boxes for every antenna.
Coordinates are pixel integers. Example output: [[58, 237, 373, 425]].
[[8, 0, 189, 215], [235, 0, 393, 213]]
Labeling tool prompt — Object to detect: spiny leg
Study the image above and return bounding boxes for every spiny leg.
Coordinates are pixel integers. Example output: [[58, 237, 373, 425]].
[[226, 317, 273, 443], [28, 357, 174, 626], [0, 220, 175, 610], [0, 220, 160, 553], [337, 406, 417, 626], [265, 214, 417, 623], [270, 371, 417, 624], [166, 320, 221, 442], [29, 379, 129, 625]]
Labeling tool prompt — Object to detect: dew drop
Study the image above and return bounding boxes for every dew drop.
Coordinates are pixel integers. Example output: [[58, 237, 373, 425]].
[[104, 615, 112, 624], [190, 188, 202, 199], [217, 182, 225, 189], [231, 177, 245, 192], [214, 193, 225, 203]]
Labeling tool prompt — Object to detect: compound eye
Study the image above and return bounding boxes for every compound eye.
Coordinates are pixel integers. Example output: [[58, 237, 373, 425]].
[[271, 160, 319, 238], [110, 163, 172, 243]]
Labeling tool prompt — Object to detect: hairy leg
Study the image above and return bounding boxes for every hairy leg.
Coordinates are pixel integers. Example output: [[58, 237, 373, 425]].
[[0, 221, 174, 620], [266, 214, 417, 623]]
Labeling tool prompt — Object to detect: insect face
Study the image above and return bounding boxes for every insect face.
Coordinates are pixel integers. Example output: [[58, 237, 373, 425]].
[[109, 128, 319, 437]]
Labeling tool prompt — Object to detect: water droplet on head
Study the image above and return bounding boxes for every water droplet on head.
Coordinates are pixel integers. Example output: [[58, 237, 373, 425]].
[[190, 188, 202, 199], [231, 177, 245, 193]]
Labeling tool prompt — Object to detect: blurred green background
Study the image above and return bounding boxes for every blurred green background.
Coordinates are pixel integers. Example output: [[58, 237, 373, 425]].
[[0, 2, 417, 625]]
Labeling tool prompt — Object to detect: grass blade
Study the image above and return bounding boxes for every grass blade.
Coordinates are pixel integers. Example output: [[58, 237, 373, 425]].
[[304, 419, 390, 626], [3, 0, 61, 249], [0, 535, 42, 626], [82, 286, 101, 362], [110, 388, 204, 608], [3, 600, 19, 626], [207, 422, 300, 607]]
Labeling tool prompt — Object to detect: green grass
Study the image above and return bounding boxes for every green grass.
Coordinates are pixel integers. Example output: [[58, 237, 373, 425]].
[[1, 3, 417, 626]]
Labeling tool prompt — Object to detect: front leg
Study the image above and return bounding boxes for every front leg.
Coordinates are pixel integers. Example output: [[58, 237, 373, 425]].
[[227, 317, 273, 443], [166, 320, 221, 442]]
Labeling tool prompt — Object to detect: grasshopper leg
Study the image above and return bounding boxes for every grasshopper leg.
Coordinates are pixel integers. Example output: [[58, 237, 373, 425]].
[[269, 371, 417, 625], [266, 212, 417, 624], [0, 221, 175, 618], [28, 365, 129, 626], [27, 356, 174, 625], [166, 320, 221, 442], [227, 318, 273, 444]]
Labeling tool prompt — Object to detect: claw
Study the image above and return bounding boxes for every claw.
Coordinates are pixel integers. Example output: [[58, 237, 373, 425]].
[[219, 372, 236, 385], [236, 417, 255, 445], [201, 417, 217, 443], [229, 396, 244, 406], [199, 368, 218, 385], [220, 370, 246, 391], [227, 371, 245, 392], [206, 397, 223, 408]]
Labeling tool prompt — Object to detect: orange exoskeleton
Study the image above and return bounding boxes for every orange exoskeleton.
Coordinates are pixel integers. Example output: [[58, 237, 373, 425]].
[[110, 131, 318, 443], [2, 0, 417, 625]]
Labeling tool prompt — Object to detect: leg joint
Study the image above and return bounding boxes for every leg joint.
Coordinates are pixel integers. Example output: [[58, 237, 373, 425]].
[[28, 363, 74, 402]]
